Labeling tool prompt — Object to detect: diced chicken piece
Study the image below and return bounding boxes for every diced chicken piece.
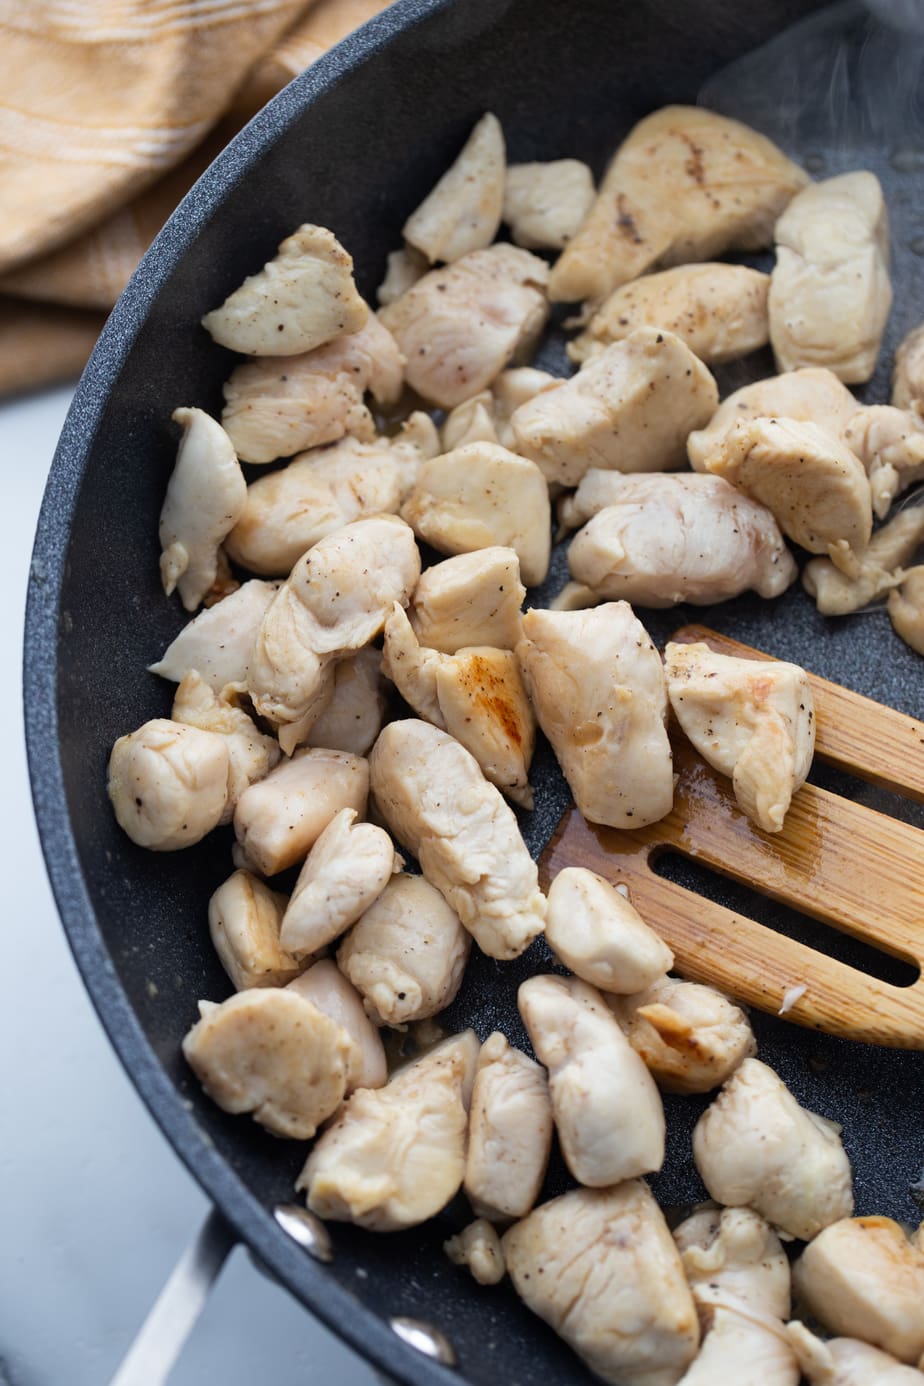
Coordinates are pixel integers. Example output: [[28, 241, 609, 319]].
[[158, 408, 246, 613], [570, 264, 770, 366], [793, 1218, 924, 1366], [402, 441, 551, 586], [376, 244, 428, 307], [546, 868, 673, 994], [149, 579, 279, 691], [378, 244, 549, 408], [842, 406, 924, 518], [404, 113, 505, 264], [550, 580, 599, 611], [382, 604, 536, 807], [675, 1205, 791, 1318], [202, 223, 367, 356], [296, 1030, 480, 1231], [769, 172, 891, 384], [787, 1321, 924, 1385], [517, 604, 673, 829], [702, 416, 872, 571], [464, 1030, 553, 1222], [692, 1057, 854, 1240], [893, 323, 924, 409], [444, 1219, 506, 1285], [305, 647, 386, 756], [172, 672, 279, 820], [503, 159, 596, 251], [279, 807, 397, 957], [207, 869, 300, 991], [511, 330, 718, 487], [565, 471, 796, 606], [233, 746, 368, 877], [287, 959, 386, 1091], [108, 719, 229, 851], [548, 105, 806, 305], [665, 641, 814, 833], [503, 1183, 700, 1386], [369, 719, 546, 960], [676, 1308, 798, 1386], [803, 503, 924, 615], [492, 365, 562, 448], [441, 390, 498, 451], [182, 987, 354, 1139], [248, 515, 420, 751], [220, 309, 404, 465], [687, 367, 858, 472], [519, 974, 665, 1186], [608, 975, 756, 1094], [409, 547, 526, 653], [226, 442, 402, 576], [889, 566, 924, 655], [337, 872, 469, 1027]]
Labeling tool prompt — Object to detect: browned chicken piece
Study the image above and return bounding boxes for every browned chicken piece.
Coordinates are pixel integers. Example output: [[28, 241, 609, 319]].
[[382, 603, 536, 807], [701, 416, 872, 572], [202, 223, 368, 356], [286, 959, 387, 1092], [182, 988, 355, 1139], [296, 1030, 480, 1231], [404, 113, 505, 264], [441, 389, 497, 451], [207, 869, 301, 991], [893, 323, 924, 409], [225, 429, 435, 578], [769, 172, 892, 384], [793, 1217, 924, 1366], [108, 719, 230, 851], [305, 647, 386, 756], [503, 159, 596, 251], [378, 244, 549, 408], [841, 405, 924, 518], [337, 872, 471, 1027], [545, 867, 674, 994], [220, 310, 404, 465], [608, 975, 756, 1095], [548, 105, 806, 305], [692, 1058, 854, 1241], [248, 515, 420, 751], [171, 671, 280, 820], [787, 1320, 924, 1385], [688, 367, 858, 471], [517, 604, 673, 829], [564, 471, 796, 607], [408, 547, 526, 653], [402, 441, 551, 586], [232, 746, 369, 877], [519, 974, 665, 1186], [369, 719, 546, 960], [569, 264, 770, 366], [550, 580, 599, 611], [376, 244, 428, 307], [889, 565, 924, 655], [464, 1030, 554, 1223], [510, 329, 718, 487], [491, 366, 563, 447], [444, 1219, 506, 1285], [803, 504, 924, 616], [666, 641, 815, 833], [503, 1183, 700, 1386], [148, 579, 279, 691]]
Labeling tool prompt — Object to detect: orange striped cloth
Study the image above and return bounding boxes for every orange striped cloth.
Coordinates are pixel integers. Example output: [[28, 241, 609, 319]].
[[0, 0, 392, 396]]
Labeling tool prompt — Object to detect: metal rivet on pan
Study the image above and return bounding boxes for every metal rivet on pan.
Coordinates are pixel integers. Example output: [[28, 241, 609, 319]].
[[390, 1317, 457, 1367], [273, 1204, 333, 1262]]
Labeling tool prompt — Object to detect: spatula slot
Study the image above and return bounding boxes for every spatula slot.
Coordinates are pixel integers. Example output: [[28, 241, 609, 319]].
[[653, 849, 920, 987]]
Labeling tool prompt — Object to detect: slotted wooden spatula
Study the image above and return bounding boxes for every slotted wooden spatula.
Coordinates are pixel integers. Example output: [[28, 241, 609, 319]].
[[538, 624, 924, 1048]]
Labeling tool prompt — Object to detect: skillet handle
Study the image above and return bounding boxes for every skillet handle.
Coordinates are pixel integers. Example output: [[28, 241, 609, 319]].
[[109, 1207, 236, 1386]]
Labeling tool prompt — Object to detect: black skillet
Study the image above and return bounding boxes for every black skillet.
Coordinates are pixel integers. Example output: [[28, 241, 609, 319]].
[[23, 0, 924, 1381]]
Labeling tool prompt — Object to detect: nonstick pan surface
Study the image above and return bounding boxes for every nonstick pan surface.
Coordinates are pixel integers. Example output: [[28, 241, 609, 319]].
[[23, 1, 924, 1382]]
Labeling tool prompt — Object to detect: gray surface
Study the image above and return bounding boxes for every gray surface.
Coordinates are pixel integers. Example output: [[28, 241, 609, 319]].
[[2, 386, 378, 1386]]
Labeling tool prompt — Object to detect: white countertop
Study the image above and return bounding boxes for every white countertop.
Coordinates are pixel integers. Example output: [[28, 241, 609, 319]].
[[0, 386, 380, 1385]]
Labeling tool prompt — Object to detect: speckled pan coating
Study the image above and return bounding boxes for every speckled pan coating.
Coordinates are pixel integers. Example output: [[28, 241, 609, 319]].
[[23, 1, 923, 1383]]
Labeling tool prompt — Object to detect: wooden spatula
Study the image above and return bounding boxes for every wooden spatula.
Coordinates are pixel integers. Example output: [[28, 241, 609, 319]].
[[538, 625, 924, 1048]]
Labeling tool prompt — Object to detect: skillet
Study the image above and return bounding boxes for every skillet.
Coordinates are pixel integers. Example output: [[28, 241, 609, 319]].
[[23, 0, 924, 1380]]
